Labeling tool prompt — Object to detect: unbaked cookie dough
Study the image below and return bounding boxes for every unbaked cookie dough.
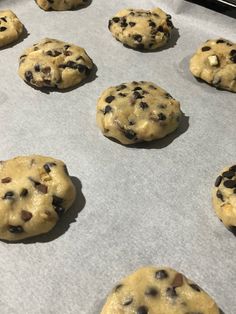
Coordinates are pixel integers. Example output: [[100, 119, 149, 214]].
[[0, 10, 24, 48], [96, 81, 182, 145], [213, 165, 236, 229], [18, 38, 93, 89], [189, 38, 236, 92], [108, 8, 174, 50], [101, 266, 220, 314], [0, 155, 76, 241], [35, 0, 89, 11]]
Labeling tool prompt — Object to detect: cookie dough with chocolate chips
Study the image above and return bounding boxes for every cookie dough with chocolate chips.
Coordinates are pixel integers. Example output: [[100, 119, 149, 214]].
[[189, 38, 236, 92], [35, 0, 89, 11], [96, 81, 182, 145], [108, 8, 174, 50], [213, 165, 236, 229], [101, 266, 220, 314], [0, 155, 76, 241], [0, 10, 24, 48], [18, 38, 93, 89]]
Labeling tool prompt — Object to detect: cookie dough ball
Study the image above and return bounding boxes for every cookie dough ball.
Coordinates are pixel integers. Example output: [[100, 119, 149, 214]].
[[101, 266, 220, 314], [0, 10, 24, 48], [213, 165, 236, 229], [189, 38, 236, 92], [0, 155, 76, 241], [18, 38, 93, 89], [35, 0, 89, 11], [96, 81, 182, 145], [108, 8, 174, 50]]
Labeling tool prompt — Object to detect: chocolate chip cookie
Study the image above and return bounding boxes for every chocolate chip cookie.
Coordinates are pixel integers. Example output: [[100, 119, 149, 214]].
[[0, 155, 76, 241], [213, 165, 236, 230], [35, 0, 89, 11], [0, 10, 24, 48], [189, 38, 236, 92], [108, 8, 174, 50], [101, 266, 220, 314], [96, 81, 182, 145], [18, 38, 93, 89]]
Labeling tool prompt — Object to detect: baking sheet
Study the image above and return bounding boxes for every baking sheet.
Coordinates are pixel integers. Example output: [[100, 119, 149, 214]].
[[0, 0, 235, 313]]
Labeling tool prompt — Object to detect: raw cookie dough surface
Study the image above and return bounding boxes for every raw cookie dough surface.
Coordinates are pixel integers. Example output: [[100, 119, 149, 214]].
[[212, 165, 236, 229], [101, 266, 220, 314], [35, 0, 89, 11], [18, 38, 93, 89], [108, 8, 174, 50], [0, 155, 76, 241], [0, 10, 24, 48], [96, 81, 182, 145], [189, 38, 236, 92]]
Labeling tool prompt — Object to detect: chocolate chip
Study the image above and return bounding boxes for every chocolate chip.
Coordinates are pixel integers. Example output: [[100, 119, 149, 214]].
[[0, 27, 7, 32], [223, 180, 236, 188], [133, 87, 142, 91], [155, 269, 168, 279], [54, 206, 65, 216], [8, 225, 24, 233], [0, 17, 7, 22], [149, 85, 157, 90], [216, 39, 225, 44], [166, 287, 177, 298], [118, 93, 127, 97], [42, 67, 51, 75], [158, 104, 167, 109], [116, 84, 126, 91], [149, 21, 156, 28], [229, 165, 236, 172], [172, 273, 183, 288], [123, 297, 133, 306], [230, 49, 236, 63], [133, 91, 143, 99], [124, 129, 136, 140], [34, 64, 40, 72], [77, 64, 90, 74], [3, 191, 14, 200], [112, 17, 120, 23], [1, 177, 11, 183], [129, 22, 136, 27], [64, 50, 72, 56], [137, 306, 148, 314], [140, 102, 149, 109], [222, 171, 235, 179], [189, 283, 201, 292], [104, 105, 112, 114], [20, 188, 28, 197], [105, 96, 115, 103], [21, 210, 33, 222], [158, 113, 166, 121], [46, 50, 62, 57], [157, 26, 164, 32], [43, 162, 56, 173], [114, 284, 123, 292], [52, 195, 63, 206], [25, 71, 33, 82], [202, 46, 211, 51], [145, 287, 158, 297], [35, 184, 48, 194], [133, 34, 143, 43], [216, 190, 224, 202], [64, 45, 70, 49], [215, 175, 222, 187]]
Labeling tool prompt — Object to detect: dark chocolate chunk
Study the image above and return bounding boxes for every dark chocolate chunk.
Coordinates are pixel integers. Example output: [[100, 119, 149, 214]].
[[172, 273, 183, 288], [222, 171, 235, 179], [137, 306, 148, 314], [140, 102, 149, 109], [166, 287, 177, 298], [155, 269, 168, 279], [21, 210, 33, 222], [145, 287, 158, 297], [223, 180, 236, 188], [216, 190, 224, 202], [123, 297, 133, 306], [34, 64, 40, 72], [124, 129, 136, 140], [25, 71, 33, 82], [120, 18, 128, 28], [229, 165, 236, 172], [8, 225, 24, 233], [189, 283, 201, 292], [1, 177, 11, 183], [216, 39, 225, 44], [0, 27, 7, 32], [112, 17, 120, 23], [3, 191, 14, 200], [105, 96, 115, 103], [20, 188, 28, 197], [52, 195, 63, 206], [133, 34, 143, 43], [201, 46, 211, 51], [35, 184, 48, 194], [129, 22, 136, 27], [104, 105, 112, 114], [215, 175, 222, 187]]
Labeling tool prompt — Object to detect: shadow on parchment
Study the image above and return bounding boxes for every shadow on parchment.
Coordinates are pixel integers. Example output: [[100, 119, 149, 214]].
[[22, 64, 98, 94], [0, 26, 29, 51], [1, 176, 86, 244]]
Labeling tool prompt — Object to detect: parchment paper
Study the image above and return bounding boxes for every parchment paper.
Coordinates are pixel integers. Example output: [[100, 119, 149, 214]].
[[0, 1, 235, 313]]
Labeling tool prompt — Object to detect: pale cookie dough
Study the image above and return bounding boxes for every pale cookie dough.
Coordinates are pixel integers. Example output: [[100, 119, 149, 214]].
[[189, 38, 236, 92], [101, 266, 220, 314], [108, 8, 174, 50], [213, 165, 236, 229], [18, 38, 93, 89], [0, 155, 76, 241], [35, 0, 89, 11], [0, 10, 24, 48], [96, 81, 182, 145]]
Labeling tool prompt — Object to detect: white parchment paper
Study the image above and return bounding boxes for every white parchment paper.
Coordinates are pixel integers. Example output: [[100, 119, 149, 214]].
[[0, 0, 235, 313]]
